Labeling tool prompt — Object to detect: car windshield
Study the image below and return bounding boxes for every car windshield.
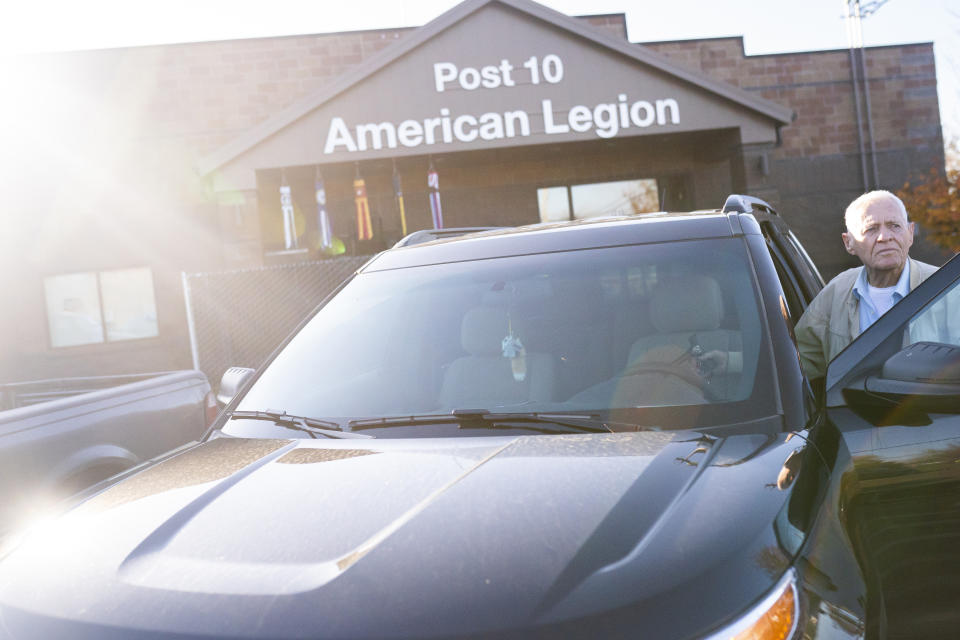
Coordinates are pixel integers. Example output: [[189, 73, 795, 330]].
[[228, 237, 777, 436]]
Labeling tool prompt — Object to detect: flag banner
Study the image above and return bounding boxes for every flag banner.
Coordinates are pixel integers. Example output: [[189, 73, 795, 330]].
[[315, 171, 333, 250], [393, 164, 408, 237], [428, 163, 443, 229], [279, 183, 298, 250], [354, 176, 373, 241]]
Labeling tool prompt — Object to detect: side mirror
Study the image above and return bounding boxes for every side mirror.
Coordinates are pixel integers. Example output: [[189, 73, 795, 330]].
[[217, 367, 256, 406], [861, 342, 960, 413]]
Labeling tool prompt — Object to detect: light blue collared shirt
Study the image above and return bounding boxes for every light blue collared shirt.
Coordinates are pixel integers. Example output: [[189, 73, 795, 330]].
[[852, 261, 912, 332]]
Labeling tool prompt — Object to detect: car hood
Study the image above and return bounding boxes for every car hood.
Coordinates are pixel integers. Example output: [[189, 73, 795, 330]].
[[0, 426, 813, 639]]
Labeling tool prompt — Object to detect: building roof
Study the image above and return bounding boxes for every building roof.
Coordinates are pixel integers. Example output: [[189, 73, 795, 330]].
[[197, 0, 794, 179]]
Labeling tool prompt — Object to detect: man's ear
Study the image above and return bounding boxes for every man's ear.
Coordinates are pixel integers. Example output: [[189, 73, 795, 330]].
[[841, 232, 856, 255], [905, 221, 916, 248]]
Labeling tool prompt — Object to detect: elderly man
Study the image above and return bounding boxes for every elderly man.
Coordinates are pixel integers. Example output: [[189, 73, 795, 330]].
[[794, 190, 938, 380]]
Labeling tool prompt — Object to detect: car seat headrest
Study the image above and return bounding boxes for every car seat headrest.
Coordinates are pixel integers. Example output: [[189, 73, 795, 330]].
[[650, 275, 724, 333]]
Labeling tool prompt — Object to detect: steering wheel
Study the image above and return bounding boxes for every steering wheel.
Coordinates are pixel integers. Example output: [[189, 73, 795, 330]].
[[621, 358, 719, 402]]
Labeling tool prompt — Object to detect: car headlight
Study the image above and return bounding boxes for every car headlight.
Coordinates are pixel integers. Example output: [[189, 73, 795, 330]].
[[705, 568, 799, 640]]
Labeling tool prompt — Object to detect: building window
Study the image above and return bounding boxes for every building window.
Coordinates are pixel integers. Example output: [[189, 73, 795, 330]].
[[537, 178, 660, 222], [536, 186, 571, 222], [44, 267, 159, 347]]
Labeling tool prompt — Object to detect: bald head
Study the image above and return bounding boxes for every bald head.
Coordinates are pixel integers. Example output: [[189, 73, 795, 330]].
[[844, 190, 908, 234]]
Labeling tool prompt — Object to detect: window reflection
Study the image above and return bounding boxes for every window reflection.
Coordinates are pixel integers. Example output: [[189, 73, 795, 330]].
[[44, 267, 159, 348], [537, 179, 659, 222], [100, 268, 159, 341], [571, 179, 659, 219], [908, 277, 960, 347], [44, 273, 104, 347], [536, 186, 570, 222]]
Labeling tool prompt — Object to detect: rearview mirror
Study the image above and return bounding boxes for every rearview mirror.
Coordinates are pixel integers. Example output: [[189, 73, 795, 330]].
[[861, 342, 960, 413], [217, 367, 255, 406]]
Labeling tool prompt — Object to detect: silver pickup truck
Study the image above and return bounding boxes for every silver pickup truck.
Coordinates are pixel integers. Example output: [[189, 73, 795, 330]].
[[0, 370, 213, 530]]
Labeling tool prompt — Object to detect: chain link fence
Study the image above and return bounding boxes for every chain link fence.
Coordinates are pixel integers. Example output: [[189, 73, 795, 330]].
[[182, 256, 370, 388]]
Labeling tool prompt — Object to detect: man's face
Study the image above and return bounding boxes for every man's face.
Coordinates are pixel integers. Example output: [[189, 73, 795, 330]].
[[842, 200, 914, 274]]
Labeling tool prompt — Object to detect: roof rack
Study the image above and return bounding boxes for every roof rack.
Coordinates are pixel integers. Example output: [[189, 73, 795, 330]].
[[722, 194, 779, 216], [393, 227, 504, 248]]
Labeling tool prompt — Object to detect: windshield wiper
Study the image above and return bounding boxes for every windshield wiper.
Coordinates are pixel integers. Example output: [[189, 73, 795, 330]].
[[477, 412, 645, 434], [347, 413, 464, 430], [230, 410, 373, 439], [348, 410, 628, 434]]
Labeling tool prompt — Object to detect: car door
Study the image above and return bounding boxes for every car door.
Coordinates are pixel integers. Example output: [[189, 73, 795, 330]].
[[821, 253, 960, 639]]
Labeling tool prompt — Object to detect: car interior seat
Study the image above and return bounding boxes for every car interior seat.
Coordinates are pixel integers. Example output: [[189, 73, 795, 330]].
[[439, 306, 555, 409], [626, 274, 742, 400], [530, 278, 614, 400]]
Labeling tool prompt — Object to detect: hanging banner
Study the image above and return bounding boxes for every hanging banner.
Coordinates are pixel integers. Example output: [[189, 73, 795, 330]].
[[354, 172, 373, 241], [428, 163, 443, 229], [393, 163, 408, 237], [279, 183, 298, 249], [315, 170, 333, 250]]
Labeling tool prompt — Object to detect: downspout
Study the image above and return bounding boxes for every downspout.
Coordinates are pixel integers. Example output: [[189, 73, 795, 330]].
[[844, 0, 870, 192], [858, 48, 881, 188]]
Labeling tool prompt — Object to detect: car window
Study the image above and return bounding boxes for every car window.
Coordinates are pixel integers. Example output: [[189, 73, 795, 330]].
[[231, 238, 779, 436], [765, 241, 805, 325], [761, 223, 823, 306], [907, 276, 960, 347], [782, 229, 825, 297]]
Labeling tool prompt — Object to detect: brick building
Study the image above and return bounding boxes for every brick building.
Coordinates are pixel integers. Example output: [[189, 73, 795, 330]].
[[0, 0, 944, 382]]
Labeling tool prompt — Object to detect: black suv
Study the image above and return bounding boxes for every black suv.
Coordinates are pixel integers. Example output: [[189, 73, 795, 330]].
[[1, 196, 959, 639]]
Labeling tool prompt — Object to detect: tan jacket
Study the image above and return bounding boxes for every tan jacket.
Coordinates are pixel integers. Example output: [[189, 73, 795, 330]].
[[794, 258, 938, 379]]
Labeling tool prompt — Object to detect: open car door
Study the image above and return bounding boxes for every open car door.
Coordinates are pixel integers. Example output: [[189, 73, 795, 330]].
[[823, 253, 960, 639]]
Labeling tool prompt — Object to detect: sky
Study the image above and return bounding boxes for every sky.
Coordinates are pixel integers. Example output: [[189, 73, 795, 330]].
[[1, 0, 958, 136]]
